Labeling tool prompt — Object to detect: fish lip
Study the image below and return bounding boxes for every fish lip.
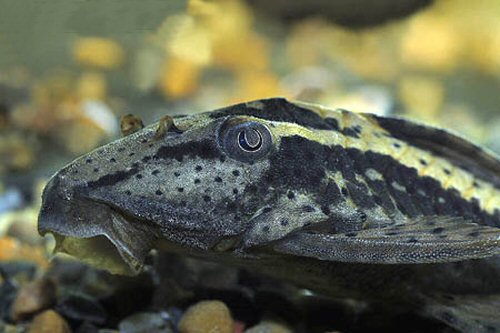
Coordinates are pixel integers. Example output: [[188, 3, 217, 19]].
[[38, 178, 155, 275], [40, 200, 151, 275]]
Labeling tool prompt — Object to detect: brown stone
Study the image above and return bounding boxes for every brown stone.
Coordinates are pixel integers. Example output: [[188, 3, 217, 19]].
[[28, 310, 71, 333], [178, 300, 234, 333], [11, 278, 56, 321]]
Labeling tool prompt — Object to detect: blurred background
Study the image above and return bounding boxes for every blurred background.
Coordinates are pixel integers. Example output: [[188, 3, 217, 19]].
[[1, 0, 500, 331]]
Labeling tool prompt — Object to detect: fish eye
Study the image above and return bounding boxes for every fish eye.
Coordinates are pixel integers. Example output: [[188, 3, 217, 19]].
[[219, 118, 274, 162], [238, 128, 262, 152]]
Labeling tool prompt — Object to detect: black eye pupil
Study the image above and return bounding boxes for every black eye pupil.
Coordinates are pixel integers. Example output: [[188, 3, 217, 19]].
[[238, 129, 262, 152], [219, 119, 273, 162]]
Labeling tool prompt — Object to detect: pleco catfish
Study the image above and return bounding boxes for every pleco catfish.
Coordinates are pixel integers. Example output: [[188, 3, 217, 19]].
[[38, 98, 500, 332]]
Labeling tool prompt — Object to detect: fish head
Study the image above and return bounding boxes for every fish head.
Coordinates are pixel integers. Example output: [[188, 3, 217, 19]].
[[38, 99, 318, 274]]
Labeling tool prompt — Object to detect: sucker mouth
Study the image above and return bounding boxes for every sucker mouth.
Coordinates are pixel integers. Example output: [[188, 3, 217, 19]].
[[41, 204, 159, 275], [52, 233, 141, 275], [38, 181, 158, 275]]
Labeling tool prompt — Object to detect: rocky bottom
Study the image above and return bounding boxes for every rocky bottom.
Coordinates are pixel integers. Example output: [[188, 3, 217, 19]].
[[0, 250, 458, 333]]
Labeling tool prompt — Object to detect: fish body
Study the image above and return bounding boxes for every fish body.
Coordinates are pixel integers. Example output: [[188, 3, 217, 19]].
[[38, 98, 500, 332]]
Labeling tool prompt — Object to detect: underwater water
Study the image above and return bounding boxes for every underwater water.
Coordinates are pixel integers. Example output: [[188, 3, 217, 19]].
[[1, 1, 500, 332]]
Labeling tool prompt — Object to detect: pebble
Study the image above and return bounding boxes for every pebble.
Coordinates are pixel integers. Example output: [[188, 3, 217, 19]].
[[0, 262, 36, 282], [178, 300, 234, 333], [0, 279, 18, 320], [0, 319, 25, 333], [10, 278, 56, 321], [28, 310, 71, 333], [244, 321, 293, 333], [55, 294, 107, 325], [118, 311, 172, 333]]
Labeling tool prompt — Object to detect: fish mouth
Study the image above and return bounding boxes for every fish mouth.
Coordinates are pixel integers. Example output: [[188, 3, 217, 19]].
[[38, 176, 157, 275]]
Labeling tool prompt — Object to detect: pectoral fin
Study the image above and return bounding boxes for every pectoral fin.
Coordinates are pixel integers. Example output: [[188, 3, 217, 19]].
[[242, 197, 329, 248], [274, 216, 500, 264]]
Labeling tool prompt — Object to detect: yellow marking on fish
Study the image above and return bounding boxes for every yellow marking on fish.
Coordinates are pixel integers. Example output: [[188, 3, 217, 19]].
[[269, 108, 500, 215]]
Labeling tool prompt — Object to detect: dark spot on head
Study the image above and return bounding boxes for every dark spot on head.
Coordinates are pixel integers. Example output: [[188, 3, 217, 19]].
[[443, 168, 451, 175], [195, 165, 203, 171], [142, 156, 152, 162], [154, 139, 221, 162], [262, 226, 270, 233], [177, 187, 184, 192], [302, 205, 315, 213], [393, 142, 401, 148], [118, 147, 125, 152], [385, 231, 399, 236], [155, 190, 163, 196], [152, 170, 160, 176], [226, 201, 237, 212], [87, 165, 140, 188], [407, 237, 418, 243], [174, 171, 180, 177], [148, 143, 154, 148], [280, 219, 289, 226], [473, 181, 480, 188], [345, 232, 357, 237], [180, 201, 187, 207], [263, 207, 272, 213], [232, 188, 239, 194], [214, 176, 223, 183], [110, 158, 116, 163], [359, 211, 367, 221], [93, 168, 99, 173], [194, 178, 201, 184], [203, 195, 211, 202], [141, 138, 147, 143], [341, 187, 349, 196], [219, 155, 227, 163], [321, 205, 331, 215], [136, 174, 143, 179], [419, 159, 428, 166], [287, 191, 295, 199], [432, 227, 444, 234], [246, 184, 258, 194], [129, 152, 135, 157], [86, 158, 93, 164], [125, 190, 131, 196], [468, 231, 480, 237], [72, 170, 78, 174], [232, 170, 240, 176]]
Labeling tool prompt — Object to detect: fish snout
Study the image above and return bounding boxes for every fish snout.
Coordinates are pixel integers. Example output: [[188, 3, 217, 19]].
[[38, 170, 95, 238], [38, 173, 75, 236]]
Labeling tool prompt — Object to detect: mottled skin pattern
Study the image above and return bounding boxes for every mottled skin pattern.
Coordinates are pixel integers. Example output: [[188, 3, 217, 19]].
[[38, 98, 500, 332]]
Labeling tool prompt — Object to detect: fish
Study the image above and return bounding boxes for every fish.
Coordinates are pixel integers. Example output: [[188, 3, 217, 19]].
[[38, 98, 500, 332]]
